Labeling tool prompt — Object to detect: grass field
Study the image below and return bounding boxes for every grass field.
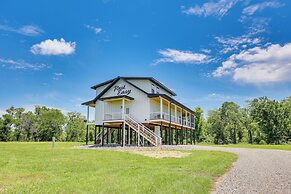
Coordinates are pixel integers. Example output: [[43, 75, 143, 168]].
[[0, 142, 236, 194], [198, 143, 291, 151]]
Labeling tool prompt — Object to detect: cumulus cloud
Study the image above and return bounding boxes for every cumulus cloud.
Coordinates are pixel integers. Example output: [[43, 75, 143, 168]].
[[212, 43, 291, 84], [84, 25, 102, 34], [153, 48, 213, 65], [31, 38, 76, 55], [0, 57, 48, 70], [242, 1, 284, 16], [182, 0, 241, 19], [0, 24, 43, 36]]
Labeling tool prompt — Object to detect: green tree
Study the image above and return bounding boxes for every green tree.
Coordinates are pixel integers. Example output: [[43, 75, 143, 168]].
[[206, 102, 245, 144], [35, 106, 65, 141], [207, 109, 225, 144], [1, 112, 14, 141], [0, 117, 7, 141], [220, 102, 244, 144], [65, 112, 86, 142], [193, 107, 206, 142], [20, 111, 37, 141], [5, 107, 25, 141], [248, 97, 288, 144]]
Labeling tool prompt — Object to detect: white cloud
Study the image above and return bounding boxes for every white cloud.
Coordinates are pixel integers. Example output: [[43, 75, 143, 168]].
[[53, 72, 63, 80], [213, 43, 291, 84], [182, 0, 241, 18], [54, 72, 63, 76], [0, 57, 48, 70], [215, 18, 269, 54], [153, 48, 213, 65], [215, 35, 262, 54], [242, 1, 284, 16], [201, 48, 212, 54], [31, 38, 76, 55], [0, 24, 43, 36], [84, 24, 102, 34], [246, 17, 270, 35]]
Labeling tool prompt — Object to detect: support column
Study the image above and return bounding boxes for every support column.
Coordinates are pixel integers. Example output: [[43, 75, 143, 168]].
[[86, 106, 89, 145], [165, 127, 168, 144], [138, 125, 140, 147], [101, 123, 105, 146], [181, 127, 184, 145], [169, 102, 172, 145], [122, 122, 126, 147], [94, 125, 97, 144], [86, 125, 89, 145], [106, 128, 109, 144], [160, 97, 163, 119], [117, 126, 120, 144], [128, 127, 131, 145], [190, 114, 193, 144], [186, 129, 188, 145], [175, 105, 177, 123], [180, 108, 182, 125], [175, 127, 178, 145], [193, 113, 196, 145], [160, 122, 163, 144], [122, 98, 125, 119]]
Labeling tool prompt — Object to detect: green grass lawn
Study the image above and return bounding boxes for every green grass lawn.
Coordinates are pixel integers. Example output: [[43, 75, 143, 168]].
[[0, 142, 236, 194], [198, 143, 291, 151]]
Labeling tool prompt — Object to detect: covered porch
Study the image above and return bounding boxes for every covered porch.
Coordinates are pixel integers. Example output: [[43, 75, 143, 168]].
[[149, 94, 194, 129], [101, 95, 134, 122]]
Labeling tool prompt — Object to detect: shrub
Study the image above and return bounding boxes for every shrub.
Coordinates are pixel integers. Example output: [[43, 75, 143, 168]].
[[259, 140, 267, 145]]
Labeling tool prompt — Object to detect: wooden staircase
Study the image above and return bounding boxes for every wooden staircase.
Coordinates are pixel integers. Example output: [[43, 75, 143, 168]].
[[124, 115, 162, 146]]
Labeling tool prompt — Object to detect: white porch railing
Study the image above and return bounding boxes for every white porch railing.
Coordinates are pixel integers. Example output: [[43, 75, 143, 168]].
[[150, 111, 170, 121], [150, 111, 193, 127], [104, 112, 123, 121]]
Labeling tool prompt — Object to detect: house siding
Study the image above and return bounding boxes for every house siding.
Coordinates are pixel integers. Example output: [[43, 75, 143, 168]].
[[95, 79, 150, 125]]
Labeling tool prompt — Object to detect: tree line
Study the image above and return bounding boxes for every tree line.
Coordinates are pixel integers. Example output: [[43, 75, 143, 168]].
[[0, 106, 87, 142], [194, 96, 291, 145], [0, 96, 290, 144]]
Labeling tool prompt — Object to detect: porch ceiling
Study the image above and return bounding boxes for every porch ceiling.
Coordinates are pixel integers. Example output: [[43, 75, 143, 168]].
[[81, 100, 96, 107], [100, 95, 134, 102]]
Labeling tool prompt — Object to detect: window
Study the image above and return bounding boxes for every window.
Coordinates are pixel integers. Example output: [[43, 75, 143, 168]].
[[151, 84, 155, 93], [156, 87, 159, 94], [126, 108, 130, 114]]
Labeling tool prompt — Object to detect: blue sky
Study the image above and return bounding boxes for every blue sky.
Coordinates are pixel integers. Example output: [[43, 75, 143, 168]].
[[0, 0, 291, 116]]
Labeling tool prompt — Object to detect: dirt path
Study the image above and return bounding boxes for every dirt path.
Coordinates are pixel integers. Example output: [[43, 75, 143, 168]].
[[163, 145, 291, 194]]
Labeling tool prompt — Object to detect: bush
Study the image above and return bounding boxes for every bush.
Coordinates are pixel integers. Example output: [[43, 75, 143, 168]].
[[259, 140, 267, 145]]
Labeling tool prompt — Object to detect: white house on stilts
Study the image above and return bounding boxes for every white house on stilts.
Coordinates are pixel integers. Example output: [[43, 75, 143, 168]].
[[82, 76, 195, 147]]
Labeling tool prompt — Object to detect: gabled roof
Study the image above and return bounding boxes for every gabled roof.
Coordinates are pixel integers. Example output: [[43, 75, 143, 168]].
[[90, 76, 176, 96], [82, 77, 120, 106]]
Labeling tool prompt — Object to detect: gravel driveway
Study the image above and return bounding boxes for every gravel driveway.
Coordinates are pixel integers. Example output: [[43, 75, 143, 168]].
[[163, 145, 291, 194]]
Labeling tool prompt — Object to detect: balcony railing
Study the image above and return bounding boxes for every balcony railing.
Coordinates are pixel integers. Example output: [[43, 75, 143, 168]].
[[104, 112, 123, 121], [150, 112, 170, 121], [103, 111, 194, 128], [150, 111, 193, 128]]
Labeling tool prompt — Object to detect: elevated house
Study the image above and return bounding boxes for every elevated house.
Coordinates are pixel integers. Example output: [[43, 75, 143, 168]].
[[82, 76, 195, 146]]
